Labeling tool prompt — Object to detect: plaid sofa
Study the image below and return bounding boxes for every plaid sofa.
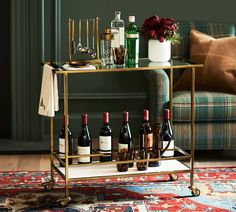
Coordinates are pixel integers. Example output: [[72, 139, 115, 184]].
[[147, 21, 236, 150]]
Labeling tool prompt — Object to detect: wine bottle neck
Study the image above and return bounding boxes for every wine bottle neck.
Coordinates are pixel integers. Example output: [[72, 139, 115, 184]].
[[103, 112, 109, 124], [143, 109, 149, 121]]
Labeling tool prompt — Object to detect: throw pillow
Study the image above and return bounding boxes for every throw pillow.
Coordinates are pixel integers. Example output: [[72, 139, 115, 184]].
[[174, 29, 236, 94]]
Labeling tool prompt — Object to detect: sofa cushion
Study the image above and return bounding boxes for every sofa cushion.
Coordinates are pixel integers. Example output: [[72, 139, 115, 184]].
[[174, 29, 236, 93], [173, 91, 236, 122], [173, 122, 236, 150], [172, 21, 236, 59]]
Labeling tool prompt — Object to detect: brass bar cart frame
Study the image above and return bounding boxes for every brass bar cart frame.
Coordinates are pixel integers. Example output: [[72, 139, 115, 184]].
[[42, 58, 203, 206]]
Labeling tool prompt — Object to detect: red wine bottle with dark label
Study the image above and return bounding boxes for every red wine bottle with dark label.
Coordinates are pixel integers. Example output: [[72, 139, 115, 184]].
[[118, 111, 133, 167], [160, 109, 174, 157], [118, 111, 132, 151], [139, 109, 153, 151], [99, 112, 112, 162], [59, 115, 73, 166], [77, 113, 92, 164], [139, 109, 160, 167]]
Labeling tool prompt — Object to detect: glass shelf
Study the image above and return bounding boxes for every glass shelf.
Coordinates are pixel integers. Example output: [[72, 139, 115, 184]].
[[50, 58, 203, 75]]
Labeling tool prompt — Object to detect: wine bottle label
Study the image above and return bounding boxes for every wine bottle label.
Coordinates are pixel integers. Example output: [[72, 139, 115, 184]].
[[111, 28, 124, 47], [59, 138, 65, 157], [99, 136, 112, 153], [125, 33, 139, 38], [77, 146, 90, 163], [119, 27, 125, 46], [162, 140, 174, 157], [143, 133, 153, 149], [118, 143, 128, 152]]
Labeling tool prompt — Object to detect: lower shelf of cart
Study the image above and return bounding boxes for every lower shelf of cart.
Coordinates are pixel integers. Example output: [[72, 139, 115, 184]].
[[54, 159, 190, 180]]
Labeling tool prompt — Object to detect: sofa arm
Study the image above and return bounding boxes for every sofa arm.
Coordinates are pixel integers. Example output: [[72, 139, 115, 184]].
[[147, 69, 170, 122]]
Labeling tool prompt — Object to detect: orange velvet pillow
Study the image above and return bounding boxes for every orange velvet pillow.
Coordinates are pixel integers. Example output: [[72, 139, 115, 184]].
[[174, 29, 236, 94]]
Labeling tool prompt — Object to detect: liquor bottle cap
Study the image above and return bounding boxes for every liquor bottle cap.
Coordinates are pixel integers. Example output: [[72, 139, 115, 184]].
[[129, 16, 135, 23], [164, 109, 170, 120], [115, 11, 121, 19], [143, 109, 149, 121], [123, 111, 129, 122], [103, 112, 109, 123], [81, 113, 88, 125], [102, 28, 113, 41]]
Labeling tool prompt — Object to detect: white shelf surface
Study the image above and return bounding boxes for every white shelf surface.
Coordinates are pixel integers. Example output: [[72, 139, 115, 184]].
[[56, 160, 190, 180]]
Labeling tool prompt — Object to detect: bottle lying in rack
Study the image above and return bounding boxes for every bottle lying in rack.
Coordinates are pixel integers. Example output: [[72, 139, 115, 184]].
[[99, 112, 113, 162], [58, 115, 74, 166], [77, 113, 92, 164], [118, 111, 133, 167], [160, 109, 175, 157]]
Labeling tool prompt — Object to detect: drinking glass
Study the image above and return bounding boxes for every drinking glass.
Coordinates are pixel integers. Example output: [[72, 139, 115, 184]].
[[135, 150, 150, 171], [112, 47, 126, 67]]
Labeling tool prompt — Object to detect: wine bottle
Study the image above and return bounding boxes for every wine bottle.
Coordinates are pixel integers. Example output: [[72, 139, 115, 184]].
[[111, 11, 125, 48], [99, 112, 112, 162], [118, 111, 132, 151], [139, 109, 153, 151], [118, 111, 133, 167], [139, 109, 160, 167], [58, 115, 74, 166], [77, 113, 92, 164], [125, 16, 139, 66], [160, 109, 175, 157]]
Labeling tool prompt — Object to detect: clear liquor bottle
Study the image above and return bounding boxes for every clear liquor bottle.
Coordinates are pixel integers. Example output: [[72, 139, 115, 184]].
[[111, 11, 125, 47]]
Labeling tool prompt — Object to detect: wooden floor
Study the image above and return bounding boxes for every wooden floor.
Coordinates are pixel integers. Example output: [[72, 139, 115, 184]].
[[0, 150, 235, 171]]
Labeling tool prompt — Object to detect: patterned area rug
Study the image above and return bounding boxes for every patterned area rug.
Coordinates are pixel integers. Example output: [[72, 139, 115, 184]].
[[0, 167, 236, 211]]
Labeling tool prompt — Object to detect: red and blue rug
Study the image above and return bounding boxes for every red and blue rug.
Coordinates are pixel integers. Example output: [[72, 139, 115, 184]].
[[0, 167, 236, 211]]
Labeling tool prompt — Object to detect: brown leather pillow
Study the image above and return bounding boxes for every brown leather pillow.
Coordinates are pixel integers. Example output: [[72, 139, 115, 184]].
[[174, 29, 236, 94]]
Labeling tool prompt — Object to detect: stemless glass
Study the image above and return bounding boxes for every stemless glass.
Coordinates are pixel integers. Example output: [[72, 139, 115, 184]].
[[112, 47, 127, 67], [135, 150, 150, 171], [113, 151, 129, 172]]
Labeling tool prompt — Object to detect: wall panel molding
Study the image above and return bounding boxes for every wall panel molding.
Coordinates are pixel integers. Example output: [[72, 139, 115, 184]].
[[11, 0, 61, 143]]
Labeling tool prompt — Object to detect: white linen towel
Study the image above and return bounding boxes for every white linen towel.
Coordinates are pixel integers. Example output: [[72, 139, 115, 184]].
[[38, 64, 59, 117]]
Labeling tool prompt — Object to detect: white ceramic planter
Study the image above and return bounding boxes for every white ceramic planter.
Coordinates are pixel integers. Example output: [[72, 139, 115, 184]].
[[148, 39, 171, 62]]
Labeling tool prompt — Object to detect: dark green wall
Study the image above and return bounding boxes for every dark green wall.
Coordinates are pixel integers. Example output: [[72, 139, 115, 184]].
[[60, 0, 236, 61], [0, 0, 11, 138]]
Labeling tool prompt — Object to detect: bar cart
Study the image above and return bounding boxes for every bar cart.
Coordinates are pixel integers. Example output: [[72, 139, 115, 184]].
[[41, 58, 202, 206]]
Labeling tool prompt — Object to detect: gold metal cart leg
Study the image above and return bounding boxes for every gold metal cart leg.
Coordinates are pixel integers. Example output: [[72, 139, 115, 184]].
[[169, 68, 173, 124], [63, 73, 71, 205], [168, 68, 179, 182], [42, 117, 55, 191], [188, 67, 200, 196]]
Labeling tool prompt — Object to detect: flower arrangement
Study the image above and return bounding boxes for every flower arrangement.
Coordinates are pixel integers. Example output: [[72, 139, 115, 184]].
[[141, 15, 181, 44]]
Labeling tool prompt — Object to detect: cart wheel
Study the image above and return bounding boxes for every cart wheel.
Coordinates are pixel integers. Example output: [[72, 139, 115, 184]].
[[42, 181, 54, 191], [191, 188, 201, 196], [169, 174, 178, 181], [57, 196, 71, 207]]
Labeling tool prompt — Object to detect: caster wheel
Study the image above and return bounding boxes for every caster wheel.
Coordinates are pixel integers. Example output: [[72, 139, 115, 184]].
[[191, 188, 201, 196], [169, 174, 178, 181], [57, 196, 71, 207], [44, 184, 53, 191], [42, 181, 54, 191]]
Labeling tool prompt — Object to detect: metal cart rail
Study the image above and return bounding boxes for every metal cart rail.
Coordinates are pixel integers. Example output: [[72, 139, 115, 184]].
[[41, 58, 203, 206]]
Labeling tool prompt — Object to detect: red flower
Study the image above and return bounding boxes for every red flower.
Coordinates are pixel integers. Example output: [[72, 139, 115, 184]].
[[141, 15, 180, 44]]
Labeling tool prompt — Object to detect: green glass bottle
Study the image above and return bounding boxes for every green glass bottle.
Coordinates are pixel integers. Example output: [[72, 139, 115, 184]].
[[125, 16, 139, 66]]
